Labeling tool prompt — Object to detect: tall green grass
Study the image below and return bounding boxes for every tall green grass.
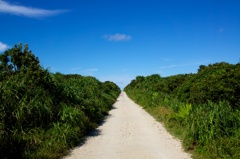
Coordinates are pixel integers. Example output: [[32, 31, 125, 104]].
[[125, 63, 240, 158], [0, 44, 121, 158], [126, 90, 240, 158]]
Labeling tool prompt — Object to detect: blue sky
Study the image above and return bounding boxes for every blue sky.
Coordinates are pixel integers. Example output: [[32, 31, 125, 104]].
[[0, 0, 240, 89]]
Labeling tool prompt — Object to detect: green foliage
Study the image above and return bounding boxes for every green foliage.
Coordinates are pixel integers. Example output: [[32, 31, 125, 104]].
[[184, 101, 240, 158], [177, 62, 240, 109], [0, 44, 121, 158], [124, 62, 240, 158], [170, 103, 192, 125]]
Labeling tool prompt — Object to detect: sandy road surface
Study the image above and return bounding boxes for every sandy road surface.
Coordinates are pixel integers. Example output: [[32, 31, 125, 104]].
[[63, 92, 191, 159]]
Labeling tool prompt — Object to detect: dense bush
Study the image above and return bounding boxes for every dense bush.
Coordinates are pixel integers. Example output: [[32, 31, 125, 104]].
[[177, 62, 240, 109], [0, 44, 120, 158], [124, 62, 240, 158]]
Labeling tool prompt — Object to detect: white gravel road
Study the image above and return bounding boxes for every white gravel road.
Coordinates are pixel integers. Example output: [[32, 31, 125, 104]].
[[63, 92, 192, 159]]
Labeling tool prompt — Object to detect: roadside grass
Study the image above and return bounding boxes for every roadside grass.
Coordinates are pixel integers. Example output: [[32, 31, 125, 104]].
[[0, 44, 121, 158], [126, 90, 240, 159], [144, 105, 206, 159], [124, 63, 240, 159]]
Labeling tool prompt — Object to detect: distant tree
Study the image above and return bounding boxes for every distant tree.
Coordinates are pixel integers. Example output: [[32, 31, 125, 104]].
[[0, 43, 40, 72], [0, 43, 44, 84]]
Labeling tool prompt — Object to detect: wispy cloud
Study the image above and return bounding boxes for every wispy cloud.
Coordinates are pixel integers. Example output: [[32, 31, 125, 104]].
[[218, 28, 224, 33], [0, 41, 9, 52], [161, 58, 172, 62], [159, 62, 206, 70], [48, 67, 58, 73], [103, 33, 132, 41], [158, 61, 210, 77], [69, 67, 98, 76], [0, 0, 68, 18], [159, 64, 178, 69], [82, 68, 99, 76], [70, 67, 82, 71]]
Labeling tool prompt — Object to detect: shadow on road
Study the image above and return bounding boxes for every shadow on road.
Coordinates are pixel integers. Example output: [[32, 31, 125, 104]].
[[77, 107, 115, 147]]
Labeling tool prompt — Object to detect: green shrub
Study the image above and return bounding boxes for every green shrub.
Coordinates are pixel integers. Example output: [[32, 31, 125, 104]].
[[125, 62, 240, 158], [177, 62, 240, 109], [0, 43, 121, 158]]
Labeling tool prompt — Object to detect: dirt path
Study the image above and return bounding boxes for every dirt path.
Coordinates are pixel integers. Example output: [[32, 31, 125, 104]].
[[63, 92, 191, 159]]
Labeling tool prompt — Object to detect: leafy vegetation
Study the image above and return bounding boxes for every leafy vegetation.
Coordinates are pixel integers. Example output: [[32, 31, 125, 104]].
[[0, 44, 121, 159], [125, 62, 240, 158]]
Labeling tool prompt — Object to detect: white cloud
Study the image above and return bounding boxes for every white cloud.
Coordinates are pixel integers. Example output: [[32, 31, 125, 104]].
[[103, 33, 132, 41], [0, 0, 68, 18], [0, 41, 9, 52]]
